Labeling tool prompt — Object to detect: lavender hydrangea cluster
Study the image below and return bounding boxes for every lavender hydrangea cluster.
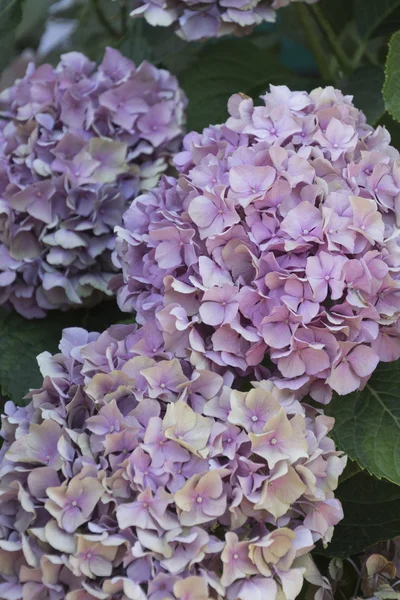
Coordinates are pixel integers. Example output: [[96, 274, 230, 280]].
[[0, 47, 186, 318], [0, 320, 346, 600], [129, 0, 319, 41], [114, 85, 400, 403]]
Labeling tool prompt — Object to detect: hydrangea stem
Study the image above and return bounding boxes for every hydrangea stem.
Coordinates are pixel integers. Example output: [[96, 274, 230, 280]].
[[310, 4, 353, 75], [296, 4, 331, 80]]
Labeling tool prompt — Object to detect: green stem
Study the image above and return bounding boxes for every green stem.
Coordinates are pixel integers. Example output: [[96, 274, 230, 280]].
[[310, 4, 353, 74], [120, 0, 128, 36], [296, 4, 331, 80], [352, 40, 367, 68], [91, 0, 120, 38]]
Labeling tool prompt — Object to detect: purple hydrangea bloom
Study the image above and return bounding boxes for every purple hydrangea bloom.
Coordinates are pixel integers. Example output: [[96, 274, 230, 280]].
[[128, 0, 320, 41], [0, 47, 186, 318], [0, 321, 345, 599], [114, 85, 400, 402]]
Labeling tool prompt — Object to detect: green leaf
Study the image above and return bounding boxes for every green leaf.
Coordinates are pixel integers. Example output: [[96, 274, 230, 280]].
[[338, 459, 361, 484], [355, 0, 400, 39], [326, 360, 400, 485], [17, 0, 54, 49], [342, 65, 385, 125], [0, 0, 23, 71], [0, 302, 126, 404], [179, 40, 295, 132], [384, 31, 400, 123], [322, 471, 400, 557], [119, 21, 153, 65]]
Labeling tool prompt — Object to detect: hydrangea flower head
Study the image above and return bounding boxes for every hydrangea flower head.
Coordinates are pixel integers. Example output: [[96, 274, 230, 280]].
[[0, 321, 345, 599], [0, 47, 186, 317], [115, 85, 400, 402], [129, 0, 320, 41]]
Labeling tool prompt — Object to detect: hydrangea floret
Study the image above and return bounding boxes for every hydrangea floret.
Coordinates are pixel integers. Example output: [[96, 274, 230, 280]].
[[115, 85, 400, 403], [129, 0, 319, 41], [0, 47, 186, 318], [0, 321, 345, 599]]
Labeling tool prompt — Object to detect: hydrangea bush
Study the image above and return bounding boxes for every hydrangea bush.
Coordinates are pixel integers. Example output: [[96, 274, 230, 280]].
[[0, 321, 346, 599], [114, 85, 400, 403], [2, 1, 400, 598], [0, 47, 186, 318], [129, 0, 319, 41]]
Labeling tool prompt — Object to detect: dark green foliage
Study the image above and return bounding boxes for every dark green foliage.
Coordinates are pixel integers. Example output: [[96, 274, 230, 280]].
[[0, 303, 127, 403], [326, 361, 400, 485], [322, 471, 400, 557]]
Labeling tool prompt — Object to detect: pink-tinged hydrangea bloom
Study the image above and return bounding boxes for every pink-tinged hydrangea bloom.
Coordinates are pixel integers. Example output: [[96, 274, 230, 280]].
[[115, 85, 400, 402], [0, 47, 186, 318], [0, 322, 345, 599], [128, 0, 320, 41]]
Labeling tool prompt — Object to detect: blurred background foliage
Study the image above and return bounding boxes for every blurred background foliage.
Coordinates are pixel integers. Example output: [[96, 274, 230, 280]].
[[5, 0, 400, 132], [4, 0, 400, 129], [2, 1, 400, 597]]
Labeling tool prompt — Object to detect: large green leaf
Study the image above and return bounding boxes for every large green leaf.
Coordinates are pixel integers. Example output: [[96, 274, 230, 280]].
[[118, 21, 153, 65], [384, 31, 400, 123], [119, 21, 199, 74], [355, 0, 400, 39], [0, 302, 126, 404], [0, 0, 23, 71], [326, 360, 400, 485], [342, 65, 385, 125], [322, 471, 400, 557], [179, 40, 295, 132]]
